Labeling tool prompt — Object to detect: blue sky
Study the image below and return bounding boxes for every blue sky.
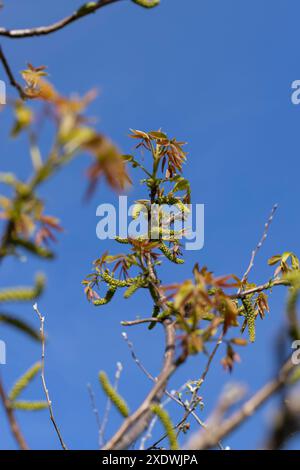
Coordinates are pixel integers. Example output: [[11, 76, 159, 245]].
[[0, 0, 299, 450]]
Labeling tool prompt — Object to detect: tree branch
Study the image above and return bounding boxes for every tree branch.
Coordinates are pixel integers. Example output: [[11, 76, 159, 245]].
[[0, 376, 29, 450], [0, 0, 123, 39], [33, 303, 68, 450], [185, 357, 296, 450], [0, 45, 26, 99], [103, 317, 177, 449]]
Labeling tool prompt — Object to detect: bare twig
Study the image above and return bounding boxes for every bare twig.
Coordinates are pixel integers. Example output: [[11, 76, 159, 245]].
[[185, 357, 296, 449], [121, 317, 161, 327], [103, 318, 176, 450], [0, 0, 123, 38], [0, 45, 27, 99], [239, 204, 278, 290], [0, 376, 29, 450], [122, 332, 225, 450], [232, 278, 290, 299], [99, 361, 123, 447], [33, 303, 67, 450], [87, 383, 101, 437]]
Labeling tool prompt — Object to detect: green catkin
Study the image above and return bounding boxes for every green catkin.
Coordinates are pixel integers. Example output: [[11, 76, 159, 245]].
[[0, 314, 40, 341], [289, 366, 300, 385], [12, 238, 54, 259], [9, 362, 41, 401], [124, 283, 140, 299], [148, 305, 160, 330], [115, 237, 130, 244], [101, 270, 142, 288], [0, 274, 45, 303], [98, 371, 130, 418], [242, 296, 256, 343], [93, 286, 117, 306], [12, 401, 48, 411], [132, 0, 160, 8], [151, 404, 179, 450], [131, 203, 147, 220], [159, 242, 184, 264]]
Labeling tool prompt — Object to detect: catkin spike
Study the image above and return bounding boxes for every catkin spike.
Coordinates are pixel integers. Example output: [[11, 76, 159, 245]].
[[11, 401, 48, 411], [0, 314, 40, 341], [101, 270, 144, 288], [0, 274, 45, 303], [159, 242, 184, 264], [132, 0, 160, 8], [131, 203, 146, 219], [151, 404, 179, 450], [124, 283, 140, 299], [148, 305, 160, 330], [115, 237, 130, 245], [12, 238, 54, 259], [9, 362, 41, 401], [98, 371, 130, 418], [93, 286, 117, 306], [242, 296, 256, 343], [289, 366, 300, 385]]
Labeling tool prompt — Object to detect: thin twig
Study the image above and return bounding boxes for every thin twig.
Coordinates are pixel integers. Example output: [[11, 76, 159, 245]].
[[0, 376, 29, 450], [185, 357, 296, 449], [87, 383, 101, 436], [173, 332, 224, 438], [0, 0, 123, 38], [0, 44, 27, 99], [103, 318, 176, 450], [33, 303, 68, 450], [232, 278, 290, 299], [121, 317, 161, 327], [122, 332, 224, 450], [239, 204, 278, 290]]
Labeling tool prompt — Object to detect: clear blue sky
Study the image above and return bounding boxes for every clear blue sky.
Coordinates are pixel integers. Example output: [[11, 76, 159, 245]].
[[0, 0, 299, 450]]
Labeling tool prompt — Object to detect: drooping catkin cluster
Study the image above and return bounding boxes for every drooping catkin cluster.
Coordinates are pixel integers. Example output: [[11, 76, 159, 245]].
[[151, 403, 179, 450], [0, 274, 45, 303], [242, 296, 256, 343], [101, 270, 144, 288], [98, 371, 130, 418], [93, 286, 117, 306]]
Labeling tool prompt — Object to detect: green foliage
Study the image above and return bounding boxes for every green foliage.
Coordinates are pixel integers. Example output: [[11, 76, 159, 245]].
[[151, 403, 179, 450], [98, 371, 130, 418]]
